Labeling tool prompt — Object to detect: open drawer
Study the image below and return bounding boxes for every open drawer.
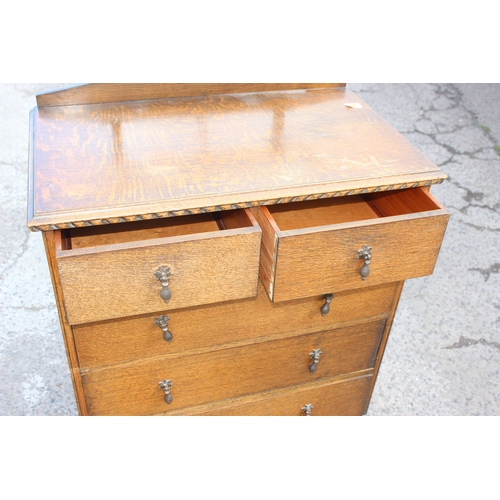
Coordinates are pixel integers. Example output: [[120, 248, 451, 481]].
[[255, 187, 450, 302], [55, 209, 262, 325]]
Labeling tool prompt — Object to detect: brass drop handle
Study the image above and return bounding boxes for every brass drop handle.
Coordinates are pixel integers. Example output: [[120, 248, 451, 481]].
[[309, 349, 322, 374], [357, 245, 372, 280], [159, 379, 173, 404], [154, 266, 172, 303], [320, 293, 334, 316], [154, 315, 173, 342], [302, 404, 313, 416]]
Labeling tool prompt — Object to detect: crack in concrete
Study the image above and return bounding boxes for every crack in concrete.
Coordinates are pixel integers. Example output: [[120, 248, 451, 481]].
[[476, 122, 500, 147], [443, 335, 500, 350], [401, 84, 500, 229], [458, 220, 500, 233], [469, 263, 500, 282], [460, 202, 500, 215], [0, 159, 26, 168], [0, 228, 31, 278], [460, 186, 484, 203], [412, 84, 498, 161], [444, 178, 500, 216], [2, 305, 55, 312], [320, 85, 500, 283]]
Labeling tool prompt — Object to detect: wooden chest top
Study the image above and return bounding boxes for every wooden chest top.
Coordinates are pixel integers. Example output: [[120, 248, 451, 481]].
[[28, 83, 446, 231]]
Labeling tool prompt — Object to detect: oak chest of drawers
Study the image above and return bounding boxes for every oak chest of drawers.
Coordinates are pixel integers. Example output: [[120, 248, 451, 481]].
[[28, 83, 449, 416]]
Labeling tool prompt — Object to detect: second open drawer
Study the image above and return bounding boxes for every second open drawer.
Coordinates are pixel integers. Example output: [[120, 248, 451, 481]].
[[255, 187, 450, 302]]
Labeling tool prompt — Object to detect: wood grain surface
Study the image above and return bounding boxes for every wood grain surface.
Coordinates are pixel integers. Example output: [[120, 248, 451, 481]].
[[68, 213, 222, 248], [366, 281, 405, 404], [42, 231, 89, 415], [56, 209, 262, 324], [81, 318, 386, 415], [73, 281, 397, 369], [36, 83, 346, 107], [258, 188, 450, 301], [269, 194, 380, 230], [185, 373, 373, 416], [28, 86, 446, 230]]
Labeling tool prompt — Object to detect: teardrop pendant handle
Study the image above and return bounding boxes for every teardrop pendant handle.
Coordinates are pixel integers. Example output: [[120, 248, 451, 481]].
[[154, 315, 173, 342], [309, 349, 323, 374], [159, 379, 173, 404], [154, 266, 172, 303], [357, 245, 372, 280], [320, 293, 334, 316]]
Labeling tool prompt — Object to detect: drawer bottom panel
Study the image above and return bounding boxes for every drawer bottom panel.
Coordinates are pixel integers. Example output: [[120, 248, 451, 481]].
[[174, 374, 373, 416]]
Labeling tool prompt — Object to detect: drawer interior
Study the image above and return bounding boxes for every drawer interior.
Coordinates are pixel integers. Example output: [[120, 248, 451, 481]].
[[61, 210, 254, 250], [267, 188, 441, 231]]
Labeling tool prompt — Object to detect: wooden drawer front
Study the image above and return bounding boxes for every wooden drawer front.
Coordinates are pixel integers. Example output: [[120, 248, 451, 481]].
[[74, 282, 397, 369], [55, 210, 261, 324], [186, 374, 373, 416], [256, 187, 449, 302], [81, 318, 386, 415]]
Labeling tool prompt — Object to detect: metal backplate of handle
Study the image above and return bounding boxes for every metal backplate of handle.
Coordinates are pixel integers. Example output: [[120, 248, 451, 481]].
[[302, 404, 313, 416]]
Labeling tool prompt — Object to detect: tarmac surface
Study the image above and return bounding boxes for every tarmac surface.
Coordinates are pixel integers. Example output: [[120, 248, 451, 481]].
[[1, 83, 499, 416]]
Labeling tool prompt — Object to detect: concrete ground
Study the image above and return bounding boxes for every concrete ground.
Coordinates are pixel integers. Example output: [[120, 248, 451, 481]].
[[1, 83, 499, 416]]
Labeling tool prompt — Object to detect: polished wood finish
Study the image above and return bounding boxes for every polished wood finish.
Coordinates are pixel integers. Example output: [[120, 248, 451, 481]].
[[29, 84, 450, 416], [36, 83, 346, 107], [28, 86, 446, 231], [42, 231, 88, 415], [366, 281, 405, 404], [185, 373, 373, 416], [55, 209, 262, 324], [81, 319, 386, 415], [74, 281, 397, 369], [257, 188, 450, 302], [68, 213, 222, 249], [269, 195, 380, 230]]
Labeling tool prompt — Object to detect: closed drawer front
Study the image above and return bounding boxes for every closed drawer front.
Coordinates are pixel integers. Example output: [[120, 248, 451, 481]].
[[256, 187, 450, 302], [74, 281, 398, 369], [182, 374, 373, 416], [55, 209, 261, 324], [81, 318, 386, 415]]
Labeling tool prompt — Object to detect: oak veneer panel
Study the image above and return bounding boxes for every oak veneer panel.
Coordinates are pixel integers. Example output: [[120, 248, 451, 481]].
[[367, 281, 404, 404], [368, 184, 444, 217], [81, 319, 386, 415], [74, 281, 397, 369], [269, 195, 380, 230], [42, 231, 89, 415], [28, 87, 446, 231], [188, 374, 373, 416], [56, 209, 261, 324], [68, 213, 222, 249], [259, 188, 450, 302]]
